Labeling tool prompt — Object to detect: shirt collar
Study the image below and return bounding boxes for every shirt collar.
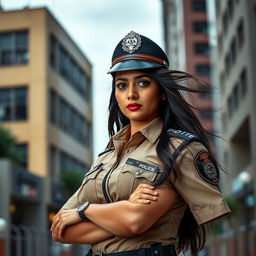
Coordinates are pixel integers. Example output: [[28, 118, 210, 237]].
[[109, 117, 163, 149], [139, 117, 163, 143]]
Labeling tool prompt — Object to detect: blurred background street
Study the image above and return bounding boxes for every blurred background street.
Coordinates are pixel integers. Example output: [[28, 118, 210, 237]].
[[0, 0, 255, 255]]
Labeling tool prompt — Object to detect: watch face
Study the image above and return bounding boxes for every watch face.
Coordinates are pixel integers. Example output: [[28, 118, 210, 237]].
[[78, 203, 87, 211]]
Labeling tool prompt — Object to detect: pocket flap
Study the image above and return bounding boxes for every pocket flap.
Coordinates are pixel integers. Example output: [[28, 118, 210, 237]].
[[82, 163, 103, 184]]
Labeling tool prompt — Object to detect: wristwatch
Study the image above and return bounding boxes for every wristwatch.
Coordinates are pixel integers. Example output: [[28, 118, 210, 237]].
[[76, 202, 91, 221]]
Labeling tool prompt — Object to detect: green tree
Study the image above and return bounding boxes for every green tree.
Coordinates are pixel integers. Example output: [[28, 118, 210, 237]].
[[60, 170, 84, 197], [0, 126, 23, 164]]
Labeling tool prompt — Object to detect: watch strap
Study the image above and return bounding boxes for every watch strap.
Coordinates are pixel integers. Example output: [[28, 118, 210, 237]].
[[77, 202, 91, 221]]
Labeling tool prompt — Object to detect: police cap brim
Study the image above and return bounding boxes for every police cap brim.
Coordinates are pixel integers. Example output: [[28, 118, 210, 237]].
[[107, 60, 162, 74]]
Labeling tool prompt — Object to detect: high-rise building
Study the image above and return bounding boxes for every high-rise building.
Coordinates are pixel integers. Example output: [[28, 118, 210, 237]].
[[207, 0, 256, 255], [162, 0, 214, 136], [0, 7, 93, 256]]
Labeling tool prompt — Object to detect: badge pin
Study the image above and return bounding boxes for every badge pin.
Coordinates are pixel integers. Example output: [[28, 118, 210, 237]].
[[122, 31, 142, 54]]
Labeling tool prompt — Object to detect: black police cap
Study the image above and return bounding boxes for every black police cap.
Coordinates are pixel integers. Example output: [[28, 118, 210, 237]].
[[108, 31, 169, 74]]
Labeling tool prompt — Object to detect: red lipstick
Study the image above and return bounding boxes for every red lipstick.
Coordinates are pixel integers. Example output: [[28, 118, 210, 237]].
[[127, 103, 142, 111]]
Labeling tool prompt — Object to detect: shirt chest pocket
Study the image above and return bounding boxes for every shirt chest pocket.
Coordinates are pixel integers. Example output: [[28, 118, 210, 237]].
[[116, 158, 160, 200], [78, 163, 104, 203]]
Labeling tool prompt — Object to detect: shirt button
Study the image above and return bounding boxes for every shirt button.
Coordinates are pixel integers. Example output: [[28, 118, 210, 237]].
[[135, 171, 142, 176], [125, 149, 130, 154], [154, 250, 159, 255]]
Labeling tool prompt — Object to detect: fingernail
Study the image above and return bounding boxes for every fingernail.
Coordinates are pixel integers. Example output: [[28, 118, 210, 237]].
[[154, 191, 158, 195]]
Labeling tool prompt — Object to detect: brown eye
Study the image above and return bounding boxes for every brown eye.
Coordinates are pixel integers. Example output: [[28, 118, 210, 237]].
[[116, 83, 127, 89], [137, 80, 150, 87]]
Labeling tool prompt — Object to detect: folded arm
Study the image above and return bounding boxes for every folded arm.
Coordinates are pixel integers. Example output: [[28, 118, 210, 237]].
[[52, 184, 177, 242], [85, 186, 178, 236], [52, 221, 114, 244]]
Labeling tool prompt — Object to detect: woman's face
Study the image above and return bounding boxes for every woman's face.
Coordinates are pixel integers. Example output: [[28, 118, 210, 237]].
[[114, 70, 164, 125]]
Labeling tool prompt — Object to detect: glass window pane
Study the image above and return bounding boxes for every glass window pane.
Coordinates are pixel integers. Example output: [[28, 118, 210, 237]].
[[192, 0, 206, 12], [15, 49, 28, 64], [0, 33, 11, 50], [0, 30, 28, 66], [14, 87, 27, 120], [16, 31, 28, 49], [0, 50, 13, 65], [196, 64, 210, 76], [16, 144, 28, 168], [50, 90, 57, 124], [0, 88, 11, 120], [193, 21, 208, 33]]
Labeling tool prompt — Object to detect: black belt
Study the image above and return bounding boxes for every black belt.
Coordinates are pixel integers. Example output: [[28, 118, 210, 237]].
[[87, 243, 177, 256]]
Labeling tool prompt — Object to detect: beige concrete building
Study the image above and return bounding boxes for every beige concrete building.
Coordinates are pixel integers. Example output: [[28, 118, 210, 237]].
[[0, 7, 93, 256]]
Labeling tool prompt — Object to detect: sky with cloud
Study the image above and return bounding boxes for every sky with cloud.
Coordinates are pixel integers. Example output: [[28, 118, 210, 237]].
[[1, 0, 163, 158]]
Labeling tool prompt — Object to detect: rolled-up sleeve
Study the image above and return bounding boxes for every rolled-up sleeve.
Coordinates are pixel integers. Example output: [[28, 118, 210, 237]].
[[172, 141, 231, 225]]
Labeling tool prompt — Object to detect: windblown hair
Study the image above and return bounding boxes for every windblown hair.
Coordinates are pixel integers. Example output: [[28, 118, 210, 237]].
[[108, 68, 216, 255]]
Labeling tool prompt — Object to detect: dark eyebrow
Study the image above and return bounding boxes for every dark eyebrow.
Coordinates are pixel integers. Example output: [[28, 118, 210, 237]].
[[115, 78, 127, 82], [115, 75, 150, 82]]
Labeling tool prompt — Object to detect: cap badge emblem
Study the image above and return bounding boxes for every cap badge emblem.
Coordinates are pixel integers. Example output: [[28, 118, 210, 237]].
[[122, 31, 142, 54]]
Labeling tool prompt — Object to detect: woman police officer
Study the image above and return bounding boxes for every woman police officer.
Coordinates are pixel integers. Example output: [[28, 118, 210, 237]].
[[51, 31, 230, 256]]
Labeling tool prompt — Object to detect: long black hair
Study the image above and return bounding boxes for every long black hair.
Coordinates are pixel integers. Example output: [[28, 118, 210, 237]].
[[108, 68, 216, 255]]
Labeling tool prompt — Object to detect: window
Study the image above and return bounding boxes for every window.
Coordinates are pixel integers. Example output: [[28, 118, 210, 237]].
[[60, 151, 85, 173], [0, 87, 27, 121], [233, 83, 239, 109], [193, 21, 208, 34], [199, 110, 213, 120], [237, 19, 245, 48], [16, 144, 28, 168], [50, 146, 58, 180], [49, 90, 58, 125], [49, 35, 89, 99], [222, 10, 229, 34], [194, 42, 209, 55], [59, 97, 90, 146], [240, 68, 248, 96], [198, 85, 211, 98], [228, 0, 234, 20], [60, 99, 69, 132], [195, 64, 210, 76], [225, 53, 232, 76], [50, 36, 57, 69], [0, 30, 28, 65], [192, 0, 206, 12], [230, 37, 237, 64]]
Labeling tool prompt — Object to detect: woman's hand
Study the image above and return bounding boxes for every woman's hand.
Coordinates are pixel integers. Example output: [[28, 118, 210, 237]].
[[129, 184, 159, 204], [51, 209, 81, 239]]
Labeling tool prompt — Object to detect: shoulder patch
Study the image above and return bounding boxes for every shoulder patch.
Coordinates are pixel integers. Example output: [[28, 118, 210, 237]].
[[194, 151, 219, 185], [98, 148, 114, 157]]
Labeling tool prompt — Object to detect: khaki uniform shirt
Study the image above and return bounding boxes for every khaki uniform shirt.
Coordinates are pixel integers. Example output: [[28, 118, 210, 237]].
[[62, 117, 230, 254]]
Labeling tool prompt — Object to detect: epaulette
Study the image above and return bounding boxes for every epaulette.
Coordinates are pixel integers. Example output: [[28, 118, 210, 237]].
[[166, 128, 201, 160]]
